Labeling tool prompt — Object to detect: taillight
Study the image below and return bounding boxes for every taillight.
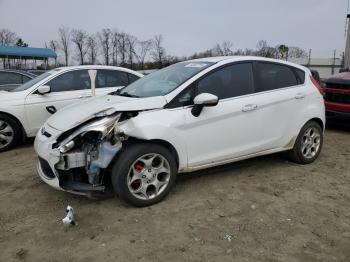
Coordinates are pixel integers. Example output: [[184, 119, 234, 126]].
[[310, 75, 324, 96]]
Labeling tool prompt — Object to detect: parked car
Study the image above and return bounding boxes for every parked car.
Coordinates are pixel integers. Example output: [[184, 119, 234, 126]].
[[0, 65, 143, 151], [0, 69, 36, 91], [322, 72, 350, 121], [309, 69, 321, 84], [35, 57, 325, 207]]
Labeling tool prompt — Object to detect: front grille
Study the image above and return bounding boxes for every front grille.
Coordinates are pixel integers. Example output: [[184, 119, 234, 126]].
[[38, 157, 55, 179], [326, 83, 350, 90], [324, 92, 350, 104]]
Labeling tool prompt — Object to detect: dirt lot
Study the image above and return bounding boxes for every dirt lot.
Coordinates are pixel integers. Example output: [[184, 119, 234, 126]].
[[1, 124, 350, 262]]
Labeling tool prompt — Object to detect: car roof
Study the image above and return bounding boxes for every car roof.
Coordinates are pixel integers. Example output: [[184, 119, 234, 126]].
[[186, 56, 309, 72], [53, 65, 143, 76], [0, 69, 36, 77]]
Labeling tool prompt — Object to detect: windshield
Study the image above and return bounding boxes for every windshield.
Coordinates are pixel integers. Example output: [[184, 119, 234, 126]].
[[118, 61, 214, 98], [10, 72, 53, 92]]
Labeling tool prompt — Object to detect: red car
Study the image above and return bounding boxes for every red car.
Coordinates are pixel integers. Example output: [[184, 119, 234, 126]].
[[323, 72, 350, 120]]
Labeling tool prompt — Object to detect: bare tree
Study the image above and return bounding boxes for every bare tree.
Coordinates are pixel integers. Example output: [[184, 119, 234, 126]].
[[111, 30, 119, 65], [221, 41, 234, 56], [71, 29, 88, 65], [256, 40, 277, 58], [49, 40, 58, 52], [48, 40, 58, 66], [151, 34, 166, 68], [0, 29, 18, 45], [126, 34, 137, 69], [98, 28, 111, 65], [58, 26, 71, 66], [86, 34, 98, 64], [134, 39, 152, 69], [212, 43, 224, 56], [117, 32, 128, 66], [288, 46, 307, 59], [0, 29, 19, 68]]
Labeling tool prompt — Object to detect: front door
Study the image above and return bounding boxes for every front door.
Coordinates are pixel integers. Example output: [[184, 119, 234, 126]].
[[24, 69, 92, 135], [182, 62, 264, 168]]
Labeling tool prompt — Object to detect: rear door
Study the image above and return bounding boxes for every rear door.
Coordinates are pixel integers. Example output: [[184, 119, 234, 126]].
[[253, 62, 308, 149], [94, 69, 135, 96], [179, 62, 266, 167], [24, 69, 92, 135]]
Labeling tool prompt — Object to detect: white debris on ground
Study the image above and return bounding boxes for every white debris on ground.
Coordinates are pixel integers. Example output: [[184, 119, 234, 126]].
[[62, 205, 76, 226], [223, 233, 233, 242]]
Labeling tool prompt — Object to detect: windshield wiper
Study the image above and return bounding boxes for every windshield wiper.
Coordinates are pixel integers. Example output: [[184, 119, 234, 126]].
[[118, 91, 139, 98]]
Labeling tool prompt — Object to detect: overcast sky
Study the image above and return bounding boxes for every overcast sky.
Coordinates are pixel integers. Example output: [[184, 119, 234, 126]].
[[0, 0, 348, 58]]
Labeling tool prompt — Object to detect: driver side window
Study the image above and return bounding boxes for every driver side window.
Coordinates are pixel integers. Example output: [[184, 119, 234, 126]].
[[197, 63, 254, 99]]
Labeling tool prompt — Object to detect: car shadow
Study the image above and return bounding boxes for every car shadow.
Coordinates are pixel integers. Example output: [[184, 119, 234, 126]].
[[177, 152, 286, 183], [326, 120, 350, 133]]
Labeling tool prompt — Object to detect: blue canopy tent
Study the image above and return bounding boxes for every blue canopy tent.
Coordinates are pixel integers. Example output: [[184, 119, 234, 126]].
[[0, 45, 57, 69]]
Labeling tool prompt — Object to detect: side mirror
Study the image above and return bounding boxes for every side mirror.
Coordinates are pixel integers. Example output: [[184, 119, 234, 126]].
[[191, 93, 219, 117], [37, 85, 51, 95]]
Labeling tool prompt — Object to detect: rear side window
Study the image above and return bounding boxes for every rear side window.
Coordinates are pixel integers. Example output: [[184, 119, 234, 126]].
[[96, 69, 128, 88], [48, 70, 91, 92], [197, 63, 254, 99], [256, 62, 299, 92], [0, 72, 22, 85]]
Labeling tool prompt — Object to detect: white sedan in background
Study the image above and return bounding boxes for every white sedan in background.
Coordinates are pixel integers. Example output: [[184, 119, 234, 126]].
[[0, 65, 143, 151]]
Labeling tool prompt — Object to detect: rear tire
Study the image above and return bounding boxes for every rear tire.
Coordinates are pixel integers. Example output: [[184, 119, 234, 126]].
[[0, 114, 22, 152], [111, 142, 177, 207], [288, 120, 323, 164]]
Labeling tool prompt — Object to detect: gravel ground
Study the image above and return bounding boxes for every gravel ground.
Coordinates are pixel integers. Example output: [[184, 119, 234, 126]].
[[0, 123, 350, 262]]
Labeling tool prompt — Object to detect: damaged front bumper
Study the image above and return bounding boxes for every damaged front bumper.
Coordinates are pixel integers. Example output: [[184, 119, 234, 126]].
[[34, 114, 124, 196]]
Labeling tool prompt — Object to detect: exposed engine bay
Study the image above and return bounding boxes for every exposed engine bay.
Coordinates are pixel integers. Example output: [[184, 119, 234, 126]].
[[53, 111, 137, 195]]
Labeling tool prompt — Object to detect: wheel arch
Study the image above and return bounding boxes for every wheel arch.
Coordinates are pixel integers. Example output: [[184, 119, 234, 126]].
[[0, 111, 26, 140], [124, 137, 180, 168], [308, 117, 324, 131]]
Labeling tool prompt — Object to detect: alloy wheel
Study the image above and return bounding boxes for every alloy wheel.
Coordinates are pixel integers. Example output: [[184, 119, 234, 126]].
[[301, 127, 321, 159], [127, 153, 171, 200], [0, 120, 14, 150]]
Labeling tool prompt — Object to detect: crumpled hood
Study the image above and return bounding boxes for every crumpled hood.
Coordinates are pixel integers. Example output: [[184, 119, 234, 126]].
[[47, 94, 167, 131]]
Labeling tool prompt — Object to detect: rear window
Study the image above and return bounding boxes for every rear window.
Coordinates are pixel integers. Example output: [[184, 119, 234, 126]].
[[256, 62, 299, 92]]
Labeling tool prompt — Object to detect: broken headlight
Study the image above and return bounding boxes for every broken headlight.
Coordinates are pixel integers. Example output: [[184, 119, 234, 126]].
[[58, 114, 121, 153]]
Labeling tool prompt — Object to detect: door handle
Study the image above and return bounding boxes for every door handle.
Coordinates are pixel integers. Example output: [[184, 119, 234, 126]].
[[242, 104, 258, 112], [46, 106, 57, 114], [295, 93, 305, 99]]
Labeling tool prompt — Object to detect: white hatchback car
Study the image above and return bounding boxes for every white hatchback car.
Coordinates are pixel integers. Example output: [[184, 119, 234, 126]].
[[35, 56, 325, 206], [0, 65, 143, 151]]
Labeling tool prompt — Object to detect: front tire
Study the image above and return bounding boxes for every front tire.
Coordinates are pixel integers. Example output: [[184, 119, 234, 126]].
[[0, 114, 22, 152], [111, 142, 177, 207], [288, 120, 323, 164]]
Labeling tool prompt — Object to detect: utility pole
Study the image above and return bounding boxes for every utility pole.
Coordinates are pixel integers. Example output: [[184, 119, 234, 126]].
[[332, 50, 336, 75], [308, 49, 312, 66], [344, 14, 350, 69]]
